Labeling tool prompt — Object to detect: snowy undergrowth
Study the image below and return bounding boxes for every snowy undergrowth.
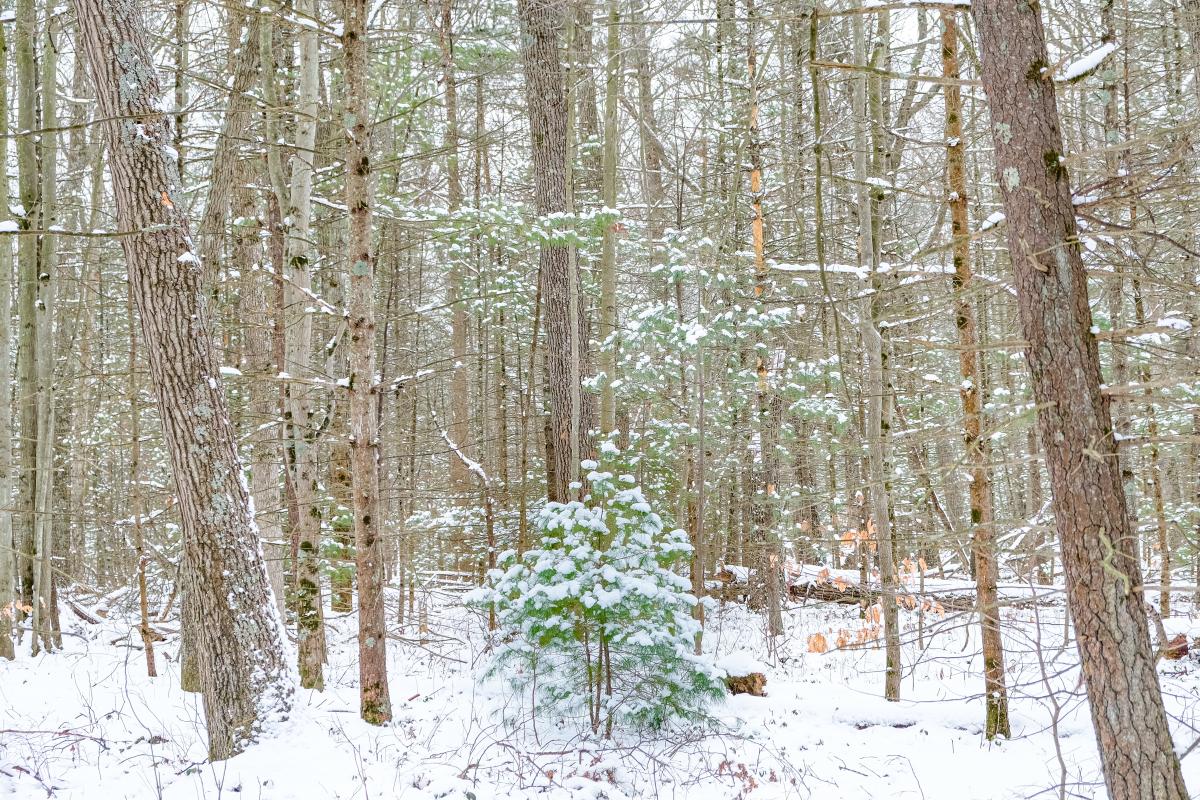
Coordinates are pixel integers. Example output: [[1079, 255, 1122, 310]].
[[5, 588, 1200, 799]]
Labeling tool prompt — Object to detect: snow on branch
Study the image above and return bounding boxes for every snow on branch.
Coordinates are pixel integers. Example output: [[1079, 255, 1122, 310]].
[[1055, 42, 1118, 83]]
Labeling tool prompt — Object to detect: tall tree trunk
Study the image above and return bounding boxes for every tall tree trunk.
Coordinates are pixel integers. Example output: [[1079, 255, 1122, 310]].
[[0, 19, 13, 661], [342, 0, 392, 725], [236, 177, 286, 618], [518, 0, 593, 502], [279, 0, 326, 692], [198, 12, 263, 281], [30, 11, 59, 655], [431, 0, 472, 496], [971, 1, 1188, 796], [941, 9, 1009, 739], [853, 7, 900, 702], [597, 0, 619, 435], [74, 0, 294, 760], [746, 0, 783, 638], [14, 0, 38, 630], [128, 275, 157, 677]]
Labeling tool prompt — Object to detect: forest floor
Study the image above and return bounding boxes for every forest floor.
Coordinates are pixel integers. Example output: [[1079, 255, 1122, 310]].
[[5, 584, 1200, 799]]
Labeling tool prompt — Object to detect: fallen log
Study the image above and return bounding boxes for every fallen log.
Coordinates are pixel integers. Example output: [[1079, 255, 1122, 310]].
[[66, 597, 102, 625], [784, 564, 1065, 612]]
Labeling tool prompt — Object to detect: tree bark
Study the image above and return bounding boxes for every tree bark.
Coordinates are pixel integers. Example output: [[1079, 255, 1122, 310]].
[[0, 19, 13, 661], [518, 0, 594, 503], [235, 176, 286, 620], [971, 1, 1188, 796], [597, 0, 620, 435], [277, 0, 326, 692], [342, 0, 392, 725], [941, 9, 1009, 739], [746, 0, 783, 638], [14, 0, 38, 631], [429, 0, 472, 496], [74, 0, 294, 760], [28, 11, 60, 656], [853, 6, 900, 702]]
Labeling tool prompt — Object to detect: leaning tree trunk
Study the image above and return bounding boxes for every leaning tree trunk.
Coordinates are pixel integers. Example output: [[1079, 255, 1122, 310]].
[[971, 1, 1188, 797], [342, 0, 392, 726], [74, 0, 294, 761]]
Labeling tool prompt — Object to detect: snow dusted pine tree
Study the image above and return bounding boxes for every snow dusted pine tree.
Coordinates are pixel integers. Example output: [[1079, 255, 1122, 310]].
[[471, 446, 725, 733], [72, 0, 294, 760]]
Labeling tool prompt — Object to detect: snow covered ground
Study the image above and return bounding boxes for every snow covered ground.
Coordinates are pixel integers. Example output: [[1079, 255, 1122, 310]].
[[5, 586, 1200, 799]]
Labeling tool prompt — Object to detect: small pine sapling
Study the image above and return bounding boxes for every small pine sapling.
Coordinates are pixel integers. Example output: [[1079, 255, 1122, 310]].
[[468, 446, 724, 733]]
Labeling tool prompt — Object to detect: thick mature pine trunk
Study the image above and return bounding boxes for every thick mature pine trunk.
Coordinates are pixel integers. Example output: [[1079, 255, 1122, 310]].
[[518, 0, 594, 503], [342, 0, 392, 726], [940, 9, 1009, 739], [971, 1, 1187, 797], [74, 0, 294, 760]]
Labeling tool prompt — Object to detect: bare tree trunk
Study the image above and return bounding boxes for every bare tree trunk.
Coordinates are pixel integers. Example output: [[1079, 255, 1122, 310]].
[[941, 8, 1009, 739], [30, 13, 59, 655], [128, 277, 157, 677], [342, 0, 392, 726], [518, 0, 593, 503], [971, 1, 1188, 796], [74, 0, 294, 760], [14, 0, 38, 632], [852, 6, 900, 702], [236, 177, 286, 618], [277, 0, 326, 692], [597, 0, 619, 435], [745, 0, 783, 638], [197, 12, 262, 280], [429, 0, 472, 495], [0, 19, 13, 661]]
